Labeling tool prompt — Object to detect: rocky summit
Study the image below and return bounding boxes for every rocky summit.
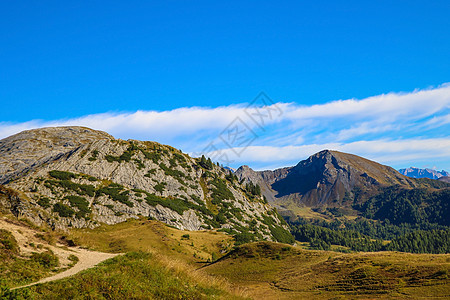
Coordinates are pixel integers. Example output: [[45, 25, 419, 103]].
[[0, 126, 289, 242]]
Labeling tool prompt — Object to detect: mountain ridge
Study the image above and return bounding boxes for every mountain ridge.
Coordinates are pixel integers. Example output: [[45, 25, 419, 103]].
[[399, 167, 450, 179]]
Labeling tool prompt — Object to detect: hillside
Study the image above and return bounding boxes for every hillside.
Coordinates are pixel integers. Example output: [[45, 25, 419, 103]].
[[0, 126, 289, 243], [3, 217, 449, 299], [439, 176, 450, 183], [0, 212, 249, 299], [205, 241, 450, 299]]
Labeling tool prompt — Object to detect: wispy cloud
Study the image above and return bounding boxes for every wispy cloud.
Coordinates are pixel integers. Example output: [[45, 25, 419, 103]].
[[1, 84, 449, 170], [209, 138, 450, 170]]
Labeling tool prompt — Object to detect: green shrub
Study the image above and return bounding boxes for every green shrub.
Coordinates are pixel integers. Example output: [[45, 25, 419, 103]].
[[0, 229, 19, 254], [105, 155, 119, 163], [51, 178, 96, 197], [214, 213, 227, 224], [68, 254, 79, 266], [190, 194, 203, 205], [154, 182, 166, 193], [53, 203, 75, 217], [105, 145, 135, 163], [65, 195, 91, 218], [97, 185, 133, 207], [230, 208, 244, 221], [133, 159, 145, 170], [141, 150, 161, 163], [49, 170, 75, 180], [211, 178, 235, 204], [88, 150, 98, 161], [145, 194, 191, 215], [37, 197, 51, 209], [159, 163, 186, 184], [145, 169, 157, 177], [234, 232, 255, 246], [31, 251, 59, 268], [269, 225, 295, 244], [78, 184, 96, 197]]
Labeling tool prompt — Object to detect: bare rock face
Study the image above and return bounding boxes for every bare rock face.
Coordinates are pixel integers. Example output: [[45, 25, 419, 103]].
[[0, 127, 289, 242], [0, 126, 113, 184]]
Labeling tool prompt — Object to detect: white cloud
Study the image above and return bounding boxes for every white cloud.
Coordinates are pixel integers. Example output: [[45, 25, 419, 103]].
[[285, 84, 450, 121], [334, 122, 397, 141], [214, 138, 450, 170], [1, 84, 449, 170]]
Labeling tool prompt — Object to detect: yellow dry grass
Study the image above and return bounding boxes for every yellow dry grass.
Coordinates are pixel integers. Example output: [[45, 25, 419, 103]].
[[205, 242, 450, 299], [69, 217, 233, 262]]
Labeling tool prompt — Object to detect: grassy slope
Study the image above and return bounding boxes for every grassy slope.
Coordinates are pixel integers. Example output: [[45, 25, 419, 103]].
[[4, 216, 449, 299], [26, 252, 245, 300], [67, 217, 234, 262], [2, 216, 247, 299], [205, 242, 450, 299]]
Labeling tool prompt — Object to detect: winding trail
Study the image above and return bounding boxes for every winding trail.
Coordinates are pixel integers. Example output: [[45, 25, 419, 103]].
[[14, 248, 119, 289], [0, 217, 120, 290]]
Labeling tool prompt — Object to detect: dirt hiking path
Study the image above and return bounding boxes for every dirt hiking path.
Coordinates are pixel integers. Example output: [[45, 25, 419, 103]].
[[14, 248, 118, 289], [0, 217, 119, 290]]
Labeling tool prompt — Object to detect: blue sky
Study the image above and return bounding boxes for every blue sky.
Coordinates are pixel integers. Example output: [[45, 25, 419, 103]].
[[1, 1, 449, 170]]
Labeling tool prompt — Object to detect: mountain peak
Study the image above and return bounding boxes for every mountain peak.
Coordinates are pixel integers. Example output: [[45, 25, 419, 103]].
[[0, 127, 114, 184], [4, 126, 114, 141], [238, 150, 416, 209], [236, 165, 253, 172]]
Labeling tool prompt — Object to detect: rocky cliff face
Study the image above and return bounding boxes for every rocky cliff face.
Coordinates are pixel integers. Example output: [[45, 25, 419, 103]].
[[0, 127, 288, 242], [235, 150, 440, 218]]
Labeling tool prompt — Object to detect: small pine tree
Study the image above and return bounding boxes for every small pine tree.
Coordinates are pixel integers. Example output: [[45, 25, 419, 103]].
[[200, 155, 207, 166], [206, 157, 213, 169]]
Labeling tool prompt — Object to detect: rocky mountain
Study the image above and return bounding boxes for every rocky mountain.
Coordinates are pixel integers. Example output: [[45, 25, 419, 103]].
[[0, 127, 289, 242], [398, 167, 450, 179], [236, 150, 450, 221]]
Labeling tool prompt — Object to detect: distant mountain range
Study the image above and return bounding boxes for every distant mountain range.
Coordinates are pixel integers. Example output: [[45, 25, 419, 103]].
[[236, 150, 450, 225], [398, 167, 449, 180]]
